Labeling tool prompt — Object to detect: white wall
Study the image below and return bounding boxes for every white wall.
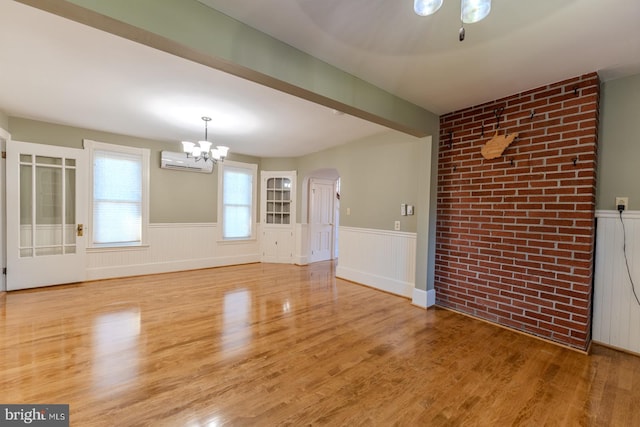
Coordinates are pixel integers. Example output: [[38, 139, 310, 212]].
[[87, 224, 424, 308], [593, 210, 640, 353], [86, 223, 260, 280], [336, 226, 417, 299], [84, 223, 425, 309]]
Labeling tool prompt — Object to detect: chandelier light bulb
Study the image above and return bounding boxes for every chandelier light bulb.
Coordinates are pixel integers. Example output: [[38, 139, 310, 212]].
[[461, 0, 491, 24], [181, 141, 195, 154], [198, 140, 212, 153], [216, 146, 230, 159], [180, 116, 230, 163], [414, 0, 443, 16]]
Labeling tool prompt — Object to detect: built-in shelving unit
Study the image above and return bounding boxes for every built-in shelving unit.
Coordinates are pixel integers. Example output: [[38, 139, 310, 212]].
[[265, 177, 292, 225], [261, 171, 296, 264]]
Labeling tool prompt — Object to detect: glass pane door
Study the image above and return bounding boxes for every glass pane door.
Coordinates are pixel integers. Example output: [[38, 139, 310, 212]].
[[19, 155, 77, 258], [7, 141, 86, 291]]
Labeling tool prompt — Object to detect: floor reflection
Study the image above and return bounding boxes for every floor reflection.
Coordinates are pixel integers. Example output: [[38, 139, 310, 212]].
[[92, 309, 140, 395], [2, 262, 634, 426], [221, 289, 251, 358]]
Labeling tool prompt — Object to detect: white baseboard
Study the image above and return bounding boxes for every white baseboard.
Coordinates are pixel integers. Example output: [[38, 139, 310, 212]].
[[295, 255, 309, 266], [427, 289, 436, 307], [86, 254, 260, 281], [412, 288, 436, 308], [336, 265, 413, 298]]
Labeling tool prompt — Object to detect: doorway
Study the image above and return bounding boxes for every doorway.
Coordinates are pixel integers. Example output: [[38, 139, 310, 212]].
[[304, 168, 340, 264]]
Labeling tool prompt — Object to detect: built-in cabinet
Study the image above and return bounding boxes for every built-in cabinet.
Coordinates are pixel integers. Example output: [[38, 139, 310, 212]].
[[265, 176, 292, 225], [261, 171, 296, 263]]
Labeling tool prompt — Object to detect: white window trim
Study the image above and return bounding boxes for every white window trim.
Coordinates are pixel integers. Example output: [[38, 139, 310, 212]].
[[217, 160, 258, 242], [83, 139, 150, 249]]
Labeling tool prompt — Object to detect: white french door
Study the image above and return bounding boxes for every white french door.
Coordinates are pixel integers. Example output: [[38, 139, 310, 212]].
[[308, 178, 335, 263], [6, 141, 87, 290]]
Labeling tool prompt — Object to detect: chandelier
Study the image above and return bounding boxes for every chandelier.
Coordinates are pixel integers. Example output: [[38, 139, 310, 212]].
[[181, 117, 229, 163], [414, 0, 491, 41]]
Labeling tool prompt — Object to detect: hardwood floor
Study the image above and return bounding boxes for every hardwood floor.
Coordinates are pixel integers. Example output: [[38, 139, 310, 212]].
[[1, 261, 639, 426]]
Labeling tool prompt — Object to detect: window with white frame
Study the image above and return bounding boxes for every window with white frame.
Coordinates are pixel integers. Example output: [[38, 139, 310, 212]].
[[84, 140, 149, 247], [219, 160, 257, 240]]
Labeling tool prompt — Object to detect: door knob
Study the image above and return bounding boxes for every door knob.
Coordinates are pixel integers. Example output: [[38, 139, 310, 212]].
[[77, 224, 84, 237]]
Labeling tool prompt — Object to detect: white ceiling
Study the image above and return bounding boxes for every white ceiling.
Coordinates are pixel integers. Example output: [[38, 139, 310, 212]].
[[1, 0, 639, 157], [200, 0, 640, 115], [0, 1, 388, 158]]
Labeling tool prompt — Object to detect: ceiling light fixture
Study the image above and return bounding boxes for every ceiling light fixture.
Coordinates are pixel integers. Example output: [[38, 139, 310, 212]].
[[461, 0, 491, 23], [413, 0, 491, 41], [413, 0, 443, 16], [181, 116, 229, 163]]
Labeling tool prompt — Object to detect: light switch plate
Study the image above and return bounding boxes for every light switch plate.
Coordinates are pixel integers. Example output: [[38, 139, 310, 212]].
[[401, 204, 406, 216], [407, 205, 414, 215]]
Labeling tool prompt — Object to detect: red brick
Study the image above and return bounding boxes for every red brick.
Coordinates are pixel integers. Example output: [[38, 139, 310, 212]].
[[435, 73, 598, 350]]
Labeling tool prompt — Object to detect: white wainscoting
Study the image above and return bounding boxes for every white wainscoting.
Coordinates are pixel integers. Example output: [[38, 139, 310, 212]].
[[86, 223, 260, 280], [295, 223, 309, 265], [593, 210, 640, 354], [336, 226, 416, 298]]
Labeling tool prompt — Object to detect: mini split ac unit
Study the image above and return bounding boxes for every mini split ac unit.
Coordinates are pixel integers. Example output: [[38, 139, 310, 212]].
[[160, 151, 214, 173]]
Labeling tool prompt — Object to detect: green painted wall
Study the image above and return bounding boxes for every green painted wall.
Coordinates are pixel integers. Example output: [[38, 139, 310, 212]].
[[294, 131, 428, 232], [260, 158, 298, 172], [9, 118, 429, 229], [597, 73, 640, 210], [261, 130, 436, 292], [426, 139, 439, 292], [0, 110, 8, 130], [262, 132, 430, 232]]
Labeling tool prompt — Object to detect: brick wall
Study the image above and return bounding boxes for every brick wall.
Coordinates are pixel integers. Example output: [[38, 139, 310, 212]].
[[436, 73, 599, 350]]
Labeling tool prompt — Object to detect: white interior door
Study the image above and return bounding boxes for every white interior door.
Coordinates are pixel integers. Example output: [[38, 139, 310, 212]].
[[6, 141, 87, 290], [309, 178, 334, 263]]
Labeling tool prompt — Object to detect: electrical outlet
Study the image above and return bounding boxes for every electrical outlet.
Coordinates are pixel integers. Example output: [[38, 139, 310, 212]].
[[616, 197, 629, 211], [394, 221, 401, 231]]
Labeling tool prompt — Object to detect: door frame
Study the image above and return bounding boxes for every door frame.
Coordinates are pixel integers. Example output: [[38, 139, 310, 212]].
[[301, 169, 340, 265], [0, 126, 9, 292], [308, 177, 336, 263]]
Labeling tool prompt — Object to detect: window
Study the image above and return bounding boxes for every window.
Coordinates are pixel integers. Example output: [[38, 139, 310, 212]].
[[219, 160, 257, 240], [84, 140, 149, 247]]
